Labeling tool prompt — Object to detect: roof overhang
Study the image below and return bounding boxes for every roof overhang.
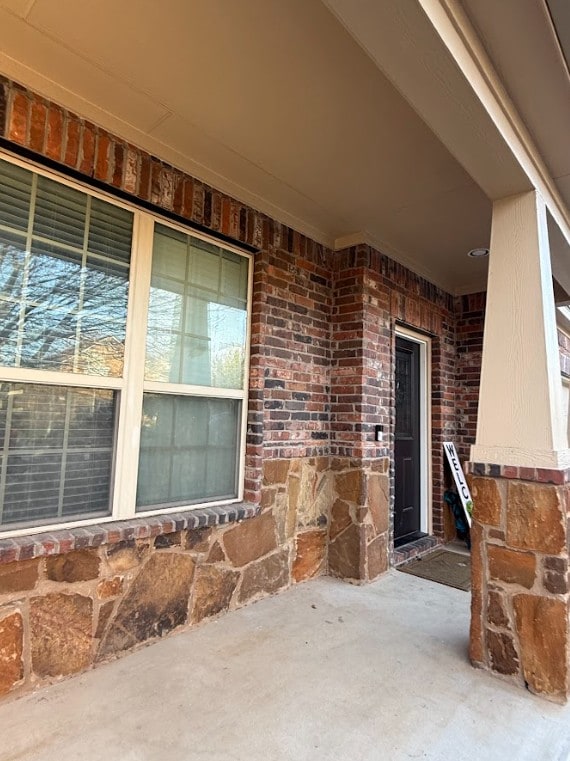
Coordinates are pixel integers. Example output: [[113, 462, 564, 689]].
[[0, 0, 568, 295]]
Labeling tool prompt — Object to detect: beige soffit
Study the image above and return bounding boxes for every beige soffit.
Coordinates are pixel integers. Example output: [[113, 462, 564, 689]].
[[323, 0, 570, 292], [547, 0, 570, 74], [0, 0, 504, 293]]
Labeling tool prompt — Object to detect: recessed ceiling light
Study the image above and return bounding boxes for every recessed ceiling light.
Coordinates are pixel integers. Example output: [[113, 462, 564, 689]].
[[467, 247, 489, 258]]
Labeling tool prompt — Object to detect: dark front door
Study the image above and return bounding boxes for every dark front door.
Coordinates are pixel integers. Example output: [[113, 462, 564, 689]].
[[394, 337, 421, 546]]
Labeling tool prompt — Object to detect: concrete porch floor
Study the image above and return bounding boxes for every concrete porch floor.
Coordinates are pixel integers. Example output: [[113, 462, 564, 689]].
[[1, 572, 570, 761]]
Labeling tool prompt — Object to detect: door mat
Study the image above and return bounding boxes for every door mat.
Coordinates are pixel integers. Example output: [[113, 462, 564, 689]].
[[397, 549, 471, 591]]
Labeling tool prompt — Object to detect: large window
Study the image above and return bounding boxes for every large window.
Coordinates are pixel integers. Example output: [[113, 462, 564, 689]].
[[0, 155, 251, 535]]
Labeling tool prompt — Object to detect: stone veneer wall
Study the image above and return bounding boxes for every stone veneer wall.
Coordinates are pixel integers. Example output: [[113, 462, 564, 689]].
[[328, 457, 390, 582], [468, 465, 570, 702], [0, 457, 331, 699]]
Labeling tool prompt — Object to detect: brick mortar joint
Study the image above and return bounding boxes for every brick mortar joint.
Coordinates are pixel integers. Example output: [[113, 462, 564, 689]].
[[0, 503, 259, 565]]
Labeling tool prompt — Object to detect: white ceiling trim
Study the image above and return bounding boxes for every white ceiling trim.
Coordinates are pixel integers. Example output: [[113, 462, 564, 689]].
[[333, 231, 373, 250]]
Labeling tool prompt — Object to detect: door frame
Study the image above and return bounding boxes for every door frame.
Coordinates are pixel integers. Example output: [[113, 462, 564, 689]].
[[394, 326, 432, 535]]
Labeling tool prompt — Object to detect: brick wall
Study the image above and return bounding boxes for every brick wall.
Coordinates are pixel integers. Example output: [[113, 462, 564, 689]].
[[455, 293, 486, 463], [256, 245, 333, 460], [248, 244, 333, 499], [0, 75, 491, 533], [331, 252, 390, 460], [0, 73, 485, 544], [0, 77, 477, 480]]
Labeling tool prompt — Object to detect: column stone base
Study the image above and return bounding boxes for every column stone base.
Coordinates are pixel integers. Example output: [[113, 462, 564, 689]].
[[327, 457, 390, 583], [468, 462, 570, 702]]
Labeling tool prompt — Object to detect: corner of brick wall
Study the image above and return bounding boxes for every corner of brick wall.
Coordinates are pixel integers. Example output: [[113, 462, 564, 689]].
[[332, 244, 465, 542]]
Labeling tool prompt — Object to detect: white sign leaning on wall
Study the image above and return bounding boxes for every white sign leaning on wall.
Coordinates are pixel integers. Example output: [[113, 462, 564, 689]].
[[443, 441, 473, 527]]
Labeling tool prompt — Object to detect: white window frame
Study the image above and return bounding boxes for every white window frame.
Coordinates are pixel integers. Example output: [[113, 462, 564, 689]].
[[0, 151, 253, 538]]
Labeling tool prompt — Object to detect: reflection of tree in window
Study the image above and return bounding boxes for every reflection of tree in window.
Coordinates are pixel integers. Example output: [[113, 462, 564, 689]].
[[145, 225, 247, 390], [0, 159, 132, 528], [0, 164, 132, 377]]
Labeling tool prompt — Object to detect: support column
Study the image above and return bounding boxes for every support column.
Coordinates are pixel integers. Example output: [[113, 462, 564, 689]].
[[469, 191, 570, 702], [472, 190, 567, 469]]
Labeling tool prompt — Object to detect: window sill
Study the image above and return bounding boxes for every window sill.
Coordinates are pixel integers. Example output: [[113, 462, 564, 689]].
[[0, 502, 259, 565]]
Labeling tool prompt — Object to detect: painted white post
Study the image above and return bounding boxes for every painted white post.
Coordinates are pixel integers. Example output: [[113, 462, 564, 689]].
[[471, 190, 570, 469]]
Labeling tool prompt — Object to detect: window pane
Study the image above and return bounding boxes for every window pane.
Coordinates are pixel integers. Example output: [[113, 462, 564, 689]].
[[145, 224, 248, 388], [0, 160, 32, 232], [20, 242, 82, 370], [221, 253, 248, 301], [77, 258, 129, 375], [34, 175, 87, 249], [62, 451, 113, 517], [0, 383, 115, 528], [0, 161, 133, 377], [145, 274, 183, 382], [88, 197, 133, 263], [136, 394, 240, 510], [199, 300, 247, 389], [190, 243, 219, 291], [0, 230, 27, 367], [151, 226, 187, 280]]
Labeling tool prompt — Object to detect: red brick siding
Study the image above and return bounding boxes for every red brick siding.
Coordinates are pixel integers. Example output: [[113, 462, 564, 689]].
[[331, 260, 391, 460], [257, 246, 332, 460], [455, 293, 485, 463]]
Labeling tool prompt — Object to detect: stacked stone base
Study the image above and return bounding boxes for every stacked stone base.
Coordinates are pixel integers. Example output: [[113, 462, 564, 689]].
[[328, 458, 390, 583], [0, 455, 392, 702], [0, 523, 296, 700], [469, 467, 570, 702]]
